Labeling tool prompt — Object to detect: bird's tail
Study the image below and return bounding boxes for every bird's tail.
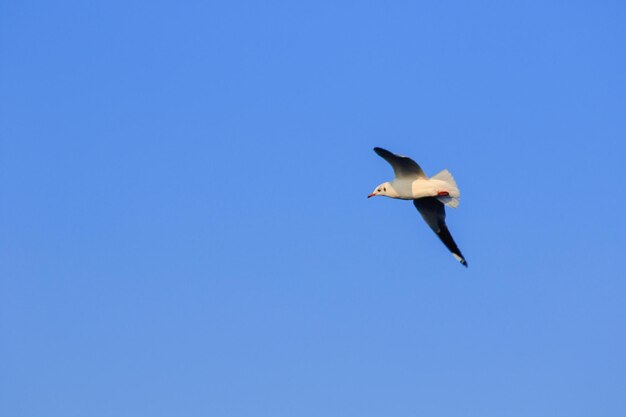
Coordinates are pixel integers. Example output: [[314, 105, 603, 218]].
[[432, 169, 460, 208]]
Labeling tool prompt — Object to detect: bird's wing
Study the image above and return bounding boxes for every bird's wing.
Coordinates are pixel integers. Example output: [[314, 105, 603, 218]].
[[413, 197, 468, 267], [374, 147, 426, 179]]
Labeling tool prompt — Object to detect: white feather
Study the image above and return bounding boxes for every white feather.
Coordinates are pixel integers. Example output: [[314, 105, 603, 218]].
[[431, 169, 461, 208]]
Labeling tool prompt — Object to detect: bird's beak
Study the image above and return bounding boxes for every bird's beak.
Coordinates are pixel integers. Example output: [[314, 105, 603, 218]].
[[367, 193, 376, 198]]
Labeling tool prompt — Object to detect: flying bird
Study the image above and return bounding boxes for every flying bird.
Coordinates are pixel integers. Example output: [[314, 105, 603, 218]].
[[369, 147, 468, 267]]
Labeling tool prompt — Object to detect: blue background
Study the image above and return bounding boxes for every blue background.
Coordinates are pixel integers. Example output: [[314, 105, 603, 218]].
[[2, 1, 625, 416]]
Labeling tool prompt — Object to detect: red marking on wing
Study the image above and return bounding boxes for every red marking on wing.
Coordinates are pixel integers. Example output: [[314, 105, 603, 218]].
[[437, 191, 450, 196]]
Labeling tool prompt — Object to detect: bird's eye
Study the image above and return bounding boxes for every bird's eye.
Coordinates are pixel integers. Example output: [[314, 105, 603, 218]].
[[384, 187, 387, 191]]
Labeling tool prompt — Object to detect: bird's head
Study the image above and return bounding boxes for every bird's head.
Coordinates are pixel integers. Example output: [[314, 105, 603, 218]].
[[368, 182, 393, 198]]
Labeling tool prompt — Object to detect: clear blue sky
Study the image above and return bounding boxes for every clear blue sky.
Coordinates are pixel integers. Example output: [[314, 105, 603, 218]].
[[1, 1, 625, 416]]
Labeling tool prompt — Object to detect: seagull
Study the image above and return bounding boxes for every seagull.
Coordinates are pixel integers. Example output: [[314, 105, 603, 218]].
[[369, 147, 468, 267]]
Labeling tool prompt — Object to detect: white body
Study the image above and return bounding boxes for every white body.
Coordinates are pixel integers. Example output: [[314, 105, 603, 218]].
[[372, 169, 460, 208], [389, 177, 458, 200]]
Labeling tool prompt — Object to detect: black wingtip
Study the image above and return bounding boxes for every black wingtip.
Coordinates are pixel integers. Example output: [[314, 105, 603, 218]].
[[455, 254, 468, 267], [373, 147, 390, 157]]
